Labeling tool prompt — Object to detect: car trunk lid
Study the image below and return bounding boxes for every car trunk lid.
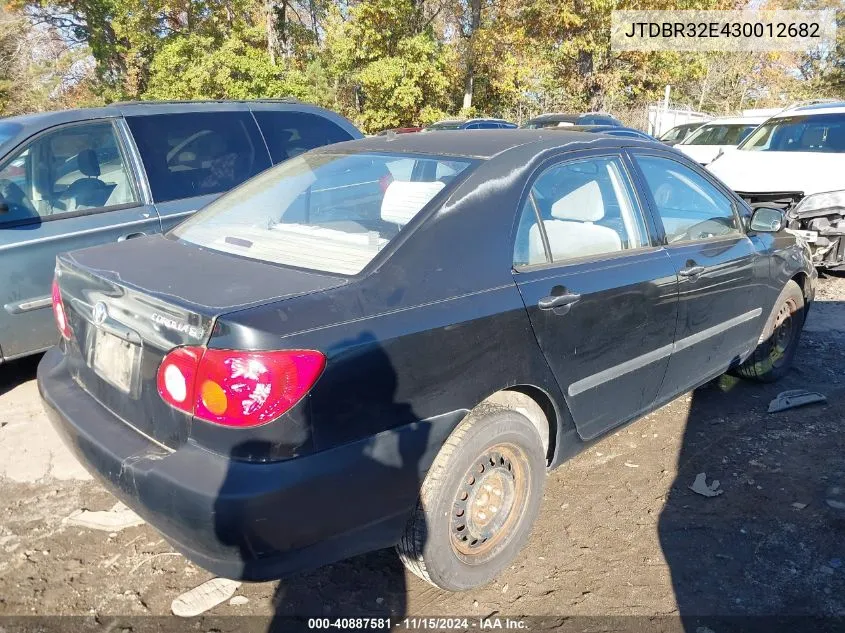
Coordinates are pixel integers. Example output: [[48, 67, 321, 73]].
[[55, 234, 346, 449]]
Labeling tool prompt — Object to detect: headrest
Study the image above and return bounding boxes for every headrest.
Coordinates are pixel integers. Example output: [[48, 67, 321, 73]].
[[77, 149, 100, 177], [551, 180, 604, 222], [380, 180, 445, 225]]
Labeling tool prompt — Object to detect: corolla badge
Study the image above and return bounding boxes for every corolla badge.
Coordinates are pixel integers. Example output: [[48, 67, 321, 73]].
[[92, 301, 108, 326], [151, 312, 204, 339]]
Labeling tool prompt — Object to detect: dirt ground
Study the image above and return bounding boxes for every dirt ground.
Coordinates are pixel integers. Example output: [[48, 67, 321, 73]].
[[1, 276, 845, 629]]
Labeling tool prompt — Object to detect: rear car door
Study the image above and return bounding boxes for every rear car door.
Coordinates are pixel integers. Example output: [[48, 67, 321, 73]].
[[628, 151, 762, 400], [124, 109, 272, 232], [512, 152, 679, 440], [0, 119, 158, 361]]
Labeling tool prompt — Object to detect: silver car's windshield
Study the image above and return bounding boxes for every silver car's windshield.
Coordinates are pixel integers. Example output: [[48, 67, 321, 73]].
[[739, 113, 845, 153]]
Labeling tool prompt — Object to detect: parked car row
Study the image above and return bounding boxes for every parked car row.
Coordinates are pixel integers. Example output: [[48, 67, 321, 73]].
[[0, 94, 827, 595]]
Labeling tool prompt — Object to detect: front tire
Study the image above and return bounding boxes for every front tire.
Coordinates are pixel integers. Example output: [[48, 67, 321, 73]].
[[735, 279, 805, 382], [397, 406, 546, 591]]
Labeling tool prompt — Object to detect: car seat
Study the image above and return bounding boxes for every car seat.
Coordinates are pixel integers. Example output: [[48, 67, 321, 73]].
[[59, 149, 110, 211], [527, 179, 623, 263]]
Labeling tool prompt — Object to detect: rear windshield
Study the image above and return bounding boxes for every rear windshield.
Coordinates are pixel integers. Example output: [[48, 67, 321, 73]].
[[171, 152, 472, 275], [738, 113, 845, 153], [682, 123, 758, 146]]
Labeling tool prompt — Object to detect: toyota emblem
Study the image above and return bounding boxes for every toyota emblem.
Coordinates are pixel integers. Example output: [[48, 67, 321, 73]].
[[92, 301, 108, 326]]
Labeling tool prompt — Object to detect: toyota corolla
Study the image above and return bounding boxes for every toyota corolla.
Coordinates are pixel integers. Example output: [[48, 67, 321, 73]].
[[39, 130, 815, 591]]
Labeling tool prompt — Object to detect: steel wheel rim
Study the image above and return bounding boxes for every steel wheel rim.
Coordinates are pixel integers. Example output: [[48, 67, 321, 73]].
[[769, 297, 798, 368], [450, 444, 528, 560]]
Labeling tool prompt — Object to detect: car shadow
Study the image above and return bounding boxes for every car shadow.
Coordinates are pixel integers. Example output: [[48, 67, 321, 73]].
[[659, 300, 845, 627], [212, 332, 429, 632], [0, 353, 42, 398]]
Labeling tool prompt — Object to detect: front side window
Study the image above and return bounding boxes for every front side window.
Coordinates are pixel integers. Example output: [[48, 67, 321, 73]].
[[634, 154, 740, 243], [0, 121, 138, 225], [172, 152, 472, 275], [682, 124, 757, 146], [253, 111, 354, 163], [739, 113, 845, 153], [126, 112, 271, 203], [514, 156, 649, 267]]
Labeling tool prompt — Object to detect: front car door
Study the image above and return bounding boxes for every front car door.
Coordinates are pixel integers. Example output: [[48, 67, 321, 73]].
[[628, 151, 763, 401], [513, 152, 679, 441], [0, 119, 159, 360]]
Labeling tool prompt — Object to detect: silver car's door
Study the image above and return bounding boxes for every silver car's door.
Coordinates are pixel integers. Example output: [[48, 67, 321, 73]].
[[0, 118, 160, 361]]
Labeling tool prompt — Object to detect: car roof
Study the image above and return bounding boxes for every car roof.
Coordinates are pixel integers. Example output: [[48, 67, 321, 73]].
[[0, 99, 333, 130], [696, 116, 767, 126], [316, 128, 658, 159], [775, 101, 845, 116], [430, 118, 512, 125]]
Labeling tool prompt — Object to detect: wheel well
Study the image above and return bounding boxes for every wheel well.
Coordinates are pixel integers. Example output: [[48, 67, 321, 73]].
[[791, 272, 810, 303], [477, 386, 557, 465]]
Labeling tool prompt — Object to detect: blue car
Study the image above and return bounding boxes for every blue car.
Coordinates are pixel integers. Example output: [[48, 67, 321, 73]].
[[0, 100, 361, 363], [425, 118, 518, 130]]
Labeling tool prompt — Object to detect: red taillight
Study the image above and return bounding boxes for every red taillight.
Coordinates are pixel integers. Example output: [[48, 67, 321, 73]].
[[156, 347, 325, 428], [51, 279, 71, 340]]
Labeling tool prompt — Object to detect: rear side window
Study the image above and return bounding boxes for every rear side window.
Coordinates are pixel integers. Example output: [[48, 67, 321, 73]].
[[254, 111, 354, 163], [514, 156, 649, 266], [634, 154, 740, 243], [126, 112, 271, 203]]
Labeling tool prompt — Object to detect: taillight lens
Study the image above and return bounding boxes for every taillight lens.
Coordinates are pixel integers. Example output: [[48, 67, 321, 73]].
[[157, 347, 325, 428], [51, 279, 71, 340]]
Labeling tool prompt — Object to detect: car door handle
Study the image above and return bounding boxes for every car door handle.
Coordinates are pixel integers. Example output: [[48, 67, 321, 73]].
[[118, 232, 146, 242], [538, 293, 581, 310], [678, 265, 706, 278]]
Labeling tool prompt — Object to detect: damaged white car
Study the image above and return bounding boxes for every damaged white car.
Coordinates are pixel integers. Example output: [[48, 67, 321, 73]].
[[709, 102, 845, 270]]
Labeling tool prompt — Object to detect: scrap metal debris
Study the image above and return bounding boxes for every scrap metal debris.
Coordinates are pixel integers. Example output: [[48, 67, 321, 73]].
[[65, 502, 145, 532], [767, 390, 827, 413], [689, 472, 723, 497], [171, 577, 242, 617]]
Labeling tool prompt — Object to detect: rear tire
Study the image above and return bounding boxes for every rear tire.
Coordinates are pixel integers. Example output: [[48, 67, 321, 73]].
[[734, 279, 805, 382], [397, 405, 545, 591]]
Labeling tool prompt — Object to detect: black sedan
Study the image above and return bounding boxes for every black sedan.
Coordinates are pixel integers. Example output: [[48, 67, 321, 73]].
[[39, 130, 816, 592]]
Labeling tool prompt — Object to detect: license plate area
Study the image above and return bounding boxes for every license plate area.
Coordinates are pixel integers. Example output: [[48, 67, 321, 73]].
[[86, 329, 141, 395]]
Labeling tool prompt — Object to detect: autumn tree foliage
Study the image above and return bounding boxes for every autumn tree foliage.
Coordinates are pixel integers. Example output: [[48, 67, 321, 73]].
[[3, 0, 843, 131]]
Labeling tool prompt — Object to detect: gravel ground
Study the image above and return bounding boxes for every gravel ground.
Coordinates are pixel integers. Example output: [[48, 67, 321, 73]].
[[1, 275, 844, 630]]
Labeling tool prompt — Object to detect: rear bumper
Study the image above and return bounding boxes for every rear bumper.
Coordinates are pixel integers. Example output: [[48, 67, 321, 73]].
[[38, 347, 461, 581]]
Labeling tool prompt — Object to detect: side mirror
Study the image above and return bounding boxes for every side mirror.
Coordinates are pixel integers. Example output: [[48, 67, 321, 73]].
[[749, 206, 785, 233], [0, 200, 8, 214]]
